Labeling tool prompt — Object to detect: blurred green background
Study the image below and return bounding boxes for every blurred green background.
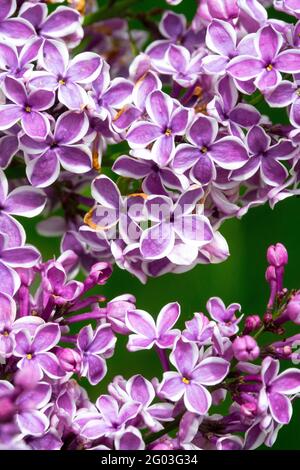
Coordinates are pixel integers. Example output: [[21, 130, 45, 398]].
[[23, 0, 300, 449]]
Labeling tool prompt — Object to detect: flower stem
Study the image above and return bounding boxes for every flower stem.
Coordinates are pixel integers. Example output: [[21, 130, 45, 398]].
[[83, 0, 141, 26]]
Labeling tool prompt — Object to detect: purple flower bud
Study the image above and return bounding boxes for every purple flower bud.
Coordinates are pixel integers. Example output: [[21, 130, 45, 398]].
[[267, 243, 288, 268], [265, 265, 277, 283], [57, 348, 82, 373], [244, 315, 261, 334], [232, 335, 260, 361], [286, 294, 300, 324]]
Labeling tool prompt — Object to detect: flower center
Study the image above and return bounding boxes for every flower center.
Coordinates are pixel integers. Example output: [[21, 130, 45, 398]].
[[201, 146, 208, 154], [182, 377, 190, 385], [26, 353, 32, 360], [25, 106, 31, 113], [59, 79, 66, 85], [266, 64, 273, 72], [165, 128, 172, 136], [3, 331, 9, 337], [296, 88, 300, 97]]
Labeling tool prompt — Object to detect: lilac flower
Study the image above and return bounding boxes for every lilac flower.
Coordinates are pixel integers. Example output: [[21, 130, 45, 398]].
[[0, 169, 46, 247], [231, 126, 296, 186], [20, 111, 91, 188], [113, 153, 189, 195], [0, 76, 54, 140], [182, 312, 215, 345], [258, 357, 300, 424], [19, 3, 83, 44], [152, 44, 204, 88], [265, 79, 300, 127], [77, 324, 116, 385], [0, 380, 51, 437], [126, 302, 180, 351], [159, 339, 229, 415], [44, 261, 83, 306], [0, 0, 35, 46], [227, 25, 300, 90], [0, 292, 43, 357], [80, 394, 141, 440], [29, 39, 101, 110], [207, 75, 261, 136], [14, 323, 64, 380], [206, 297, 242, 336], [127, 90, 190, 166], [140, 187, 213, 262], [0, 38, 42, 83], [172, 114, 248, 185], [89, 61, 134, 121]]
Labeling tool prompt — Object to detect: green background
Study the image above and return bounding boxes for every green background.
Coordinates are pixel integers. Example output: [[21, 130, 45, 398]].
[[25, 0, 300, 449]]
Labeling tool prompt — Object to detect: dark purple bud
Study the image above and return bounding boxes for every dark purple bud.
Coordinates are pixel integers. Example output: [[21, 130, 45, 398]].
[[232, 335, 260, 361], [244, 315, 261, 334], [263, 312, 273, 324], [84, 262, 113, 291], [57, 348, 82, 373], [267, 243, 288, 268]]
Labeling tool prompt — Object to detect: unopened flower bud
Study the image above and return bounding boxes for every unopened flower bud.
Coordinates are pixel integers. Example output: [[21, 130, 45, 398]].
[[57, 348, 82, 373], [107, 294, 136, 334], [232, 335, 260, 361], [267, 243, 288, 268], [244, 315, 261, 334]]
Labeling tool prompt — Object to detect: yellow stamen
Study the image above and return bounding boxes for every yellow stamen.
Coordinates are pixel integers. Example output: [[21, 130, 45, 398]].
[[266, 64, 273, 72], [165, 128, 172, 136], [182, 377, 190, 385], [193, 86, 203, 97], [3, 331, 9, 337], [26, 354, 32, 360], [25, 106, 31, 113], [201, 146, 208, 154]]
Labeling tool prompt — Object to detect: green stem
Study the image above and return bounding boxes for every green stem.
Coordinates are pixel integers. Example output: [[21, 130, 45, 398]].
[[83, 0, 141, 26]]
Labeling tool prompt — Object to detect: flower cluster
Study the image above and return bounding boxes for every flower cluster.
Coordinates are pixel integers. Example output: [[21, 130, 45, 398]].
[[1, 1, 300, 282], [0, 0, 300, 452], [1, 242, 300, 450]]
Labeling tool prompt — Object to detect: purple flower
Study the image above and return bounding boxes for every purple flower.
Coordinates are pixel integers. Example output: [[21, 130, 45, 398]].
[[0, 380, 51, 437], [152, 44, 204, 87], [159, 338, 229, 415], [14, 323, 64, 380], [0, 0, 35, 46], [113, 153, 188, 195], [126, 302, 180, 351], [0, 292, 43, 357], [207, 75, 261, 136], [80, 394, 141, 440], [127, 90, 190, 167], [265, 79, 300, 127], [115, 426, 145, 450], [19, 3, 83, 43], [0, 38, 42, 83], [29, 39, 101, 110], [44, 261, 83, 305], [0, 76, 54, 140], [231, 126, 296, 186], [182, 312, 215, 345], [258, 357, 300, 424], [0, 168, 46, 248], [206, 297, 242, 336], [227, 25, 300, 90], [172, 114, 248, 185], [140, 187, 213, 262], [20, 110, 91, 187], [77, 324, 116, 385]]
